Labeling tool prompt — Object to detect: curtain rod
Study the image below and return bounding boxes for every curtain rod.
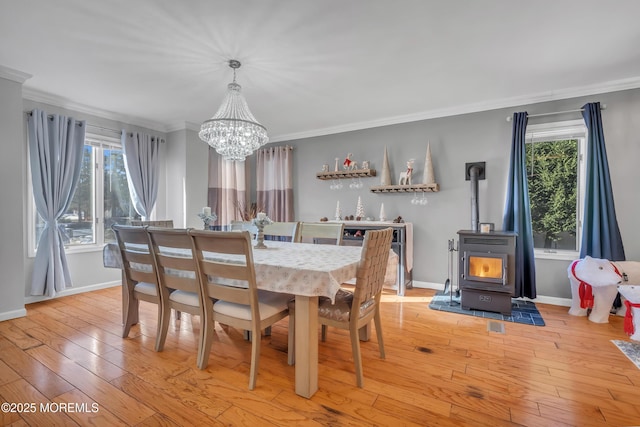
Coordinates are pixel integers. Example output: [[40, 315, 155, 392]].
[[86, 123, 122, 136], [89, 125, 165, 143], [24, 113, 164, 143], [505, 104, 607, 122]]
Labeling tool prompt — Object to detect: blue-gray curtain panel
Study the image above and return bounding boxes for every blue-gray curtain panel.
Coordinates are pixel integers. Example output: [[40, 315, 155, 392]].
[[122, 131, 161, 220], [27, 109, 86, 297], [502, 112, 537, 298], [580, 102, 625, 261]]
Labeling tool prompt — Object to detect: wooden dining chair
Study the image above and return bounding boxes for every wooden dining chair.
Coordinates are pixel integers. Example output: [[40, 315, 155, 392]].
[[112, 224, 165, 350], [297, 222, 344, 245], [288, 228, 393, 387], [262, 221, 300, 242], [189, 230, 292, 389], [146, 227, 214, 367]]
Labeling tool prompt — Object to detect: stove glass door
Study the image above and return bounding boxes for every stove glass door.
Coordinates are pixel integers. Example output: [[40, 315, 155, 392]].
[[464, 252, 507, 285]]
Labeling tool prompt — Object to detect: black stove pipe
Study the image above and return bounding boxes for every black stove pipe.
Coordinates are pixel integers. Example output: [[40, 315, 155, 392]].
[[469, 165, 481, 232]]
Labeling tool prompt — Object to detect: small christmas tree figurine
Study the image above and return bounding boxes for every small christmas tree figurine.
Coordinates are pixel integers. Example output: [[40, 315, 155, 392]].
[[379, 203, 387, 221], [335, 200, 342, 220], [423, 142, 436, 184], [380, 146, 391, 185], [356, 196, 365, 219]]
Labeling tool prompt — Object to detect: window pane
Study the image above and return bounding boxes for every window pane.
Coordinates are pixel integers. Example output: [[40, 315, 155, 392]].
[[61, 145, 95, 245], [526, 139, 578, 250], [103, 147, 139, 243]]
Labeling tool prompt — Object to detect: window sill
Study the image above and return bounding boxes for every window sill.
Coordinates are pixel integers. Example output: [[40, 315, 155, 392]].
[[533, 249, 578, 261], [28, 244, 105, 259], [65, 244, 105, 255]]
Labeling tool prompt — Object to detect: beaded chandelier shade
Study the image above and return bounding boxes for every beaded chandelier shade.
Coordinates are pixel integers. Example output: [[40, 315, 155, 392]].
[[199, 60, 268, 161]]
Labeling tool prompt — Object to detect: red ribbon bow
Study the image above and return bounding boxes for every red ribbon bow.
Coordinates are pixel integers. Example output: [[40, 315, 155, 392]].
[[571, 259, 622, 310], [624, 300, 640, 336], [571, 260, 594, 309]]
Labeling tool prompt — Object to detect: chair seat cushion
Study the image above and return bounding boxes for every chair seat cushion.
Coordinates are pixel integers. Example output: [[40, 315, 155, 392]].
[[214, 290, 292, 321], [318, 289, 375, 322], [134, 282, 157, 296], [170, 290, 199, 306]]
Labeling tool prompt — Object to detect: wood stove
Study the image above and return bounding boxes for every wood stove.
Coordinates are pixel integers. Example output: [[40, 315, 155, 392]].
[[458, 230, 516, 315]]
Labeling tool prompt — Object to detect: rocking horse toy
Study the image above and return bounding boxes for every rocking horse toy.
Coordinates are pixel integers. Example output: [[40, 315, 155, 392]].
[[398, 159, 414, 185], [343, 153, 358, 170]]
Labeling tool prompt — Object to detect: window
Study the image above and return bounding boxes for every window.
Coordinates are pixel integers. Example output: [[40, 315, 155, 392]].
[[30, 132, 139, 254], [525, 120, 586, 257]]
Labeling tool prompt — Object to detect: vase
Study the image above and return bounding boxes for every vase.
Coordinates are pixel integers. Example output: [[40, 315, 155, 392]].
[[255, 223, 267, 249]]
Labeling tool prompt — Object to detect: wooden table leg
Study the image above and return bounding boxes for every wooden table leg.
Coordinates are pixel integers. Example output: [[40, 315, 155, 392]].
[[295, 295, 318, 398], [359, 323, 371, 341]]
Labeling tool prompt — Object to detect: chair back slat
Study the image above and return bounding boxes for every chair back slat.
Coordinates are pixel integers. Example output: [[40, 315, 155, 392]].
[[230, 220, 258, 236], [131, 220, 174, 228], [191, 230, 248, 254], [298, 222, 344, 245], [125, 250, 154, 265], [263, 221, 300, 242]]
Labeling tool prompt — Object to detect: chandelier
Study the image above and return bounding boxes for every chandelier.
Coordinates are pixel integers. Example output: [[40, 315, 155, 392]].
[[199, 60, 268, 161]]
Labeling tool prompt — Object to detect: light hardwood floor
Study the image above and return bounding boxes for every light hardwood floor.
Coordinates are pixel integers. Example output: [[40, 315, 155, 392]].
[[1, 286, 639, 426]]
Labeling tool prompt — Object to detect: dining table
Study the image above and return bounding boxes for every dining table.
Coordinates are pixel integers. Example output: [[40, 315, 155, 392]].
[[104, 238, 397, 398]]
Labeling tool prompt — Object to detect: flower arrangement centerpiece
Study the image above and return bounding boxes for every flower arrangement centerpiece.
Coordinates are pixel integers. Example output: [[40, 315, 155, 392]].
[[197, 207, 217, 230], [251, 212, 272, 249]]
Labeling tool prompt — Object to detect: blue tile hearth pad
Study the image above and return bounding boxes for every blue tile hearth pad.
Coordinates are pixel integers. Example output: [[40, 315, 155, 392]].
[[428, 291, 545, 326]]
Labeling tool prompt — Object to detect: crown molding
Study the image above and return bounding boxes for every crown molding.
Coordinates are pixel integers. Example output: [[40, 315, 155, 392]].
[[269, 76, 640, 142], [16, 74, 640, 143], [21, 87, 169, 133], [165, 120, 200, 133], [0, 65, 32, 84]]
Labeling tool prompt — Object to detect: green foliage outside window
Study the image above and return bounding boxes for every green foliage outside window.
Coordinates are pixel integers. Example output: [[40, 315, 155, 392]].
[[526, 139, 578, 249]]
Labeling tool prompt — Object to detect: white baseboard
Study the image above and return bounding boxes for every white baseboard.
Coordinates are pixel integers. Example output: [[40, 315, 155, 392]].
[[412, 280, 445, 290], [24, 281, 121, 305], [0, 281, 120, 321], [0, 308, 28, 322], [529, 295, 572, 307], [411, 280, 572, 307]]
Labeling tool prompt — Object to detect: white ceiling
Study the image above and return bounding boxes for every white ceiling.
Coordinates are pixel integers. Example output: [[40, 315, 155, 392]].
[[2, 0, 640, 141]]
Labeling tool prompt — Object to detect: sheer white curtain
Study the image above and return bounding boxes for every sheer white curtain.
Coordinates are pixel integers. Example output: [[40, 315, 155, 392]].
[[121, 131, 161, 220], [256, 146, 294, 221], [208, 149, 248, 226], [27, 109, 85, 296]]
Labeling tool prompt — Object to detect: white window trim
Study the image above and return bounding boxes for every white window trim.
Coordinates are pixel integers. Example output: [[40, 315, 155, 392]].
[[526, 119, 586, 260], [27, 132, 124, 257]]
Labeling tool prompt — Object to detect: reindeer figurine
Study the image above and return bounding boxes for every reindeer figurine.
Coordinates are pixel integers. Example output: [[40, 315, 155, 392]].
[[398, 159, 414, 185], [343, 153, 358, 170]]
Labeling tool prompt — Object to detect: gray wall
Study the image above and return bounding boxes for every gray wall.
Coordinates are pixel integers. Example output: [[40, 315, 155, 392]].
[[283, 89, 640, 302], [165, 127, 210, 229], [0, 75, 28, 320]]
